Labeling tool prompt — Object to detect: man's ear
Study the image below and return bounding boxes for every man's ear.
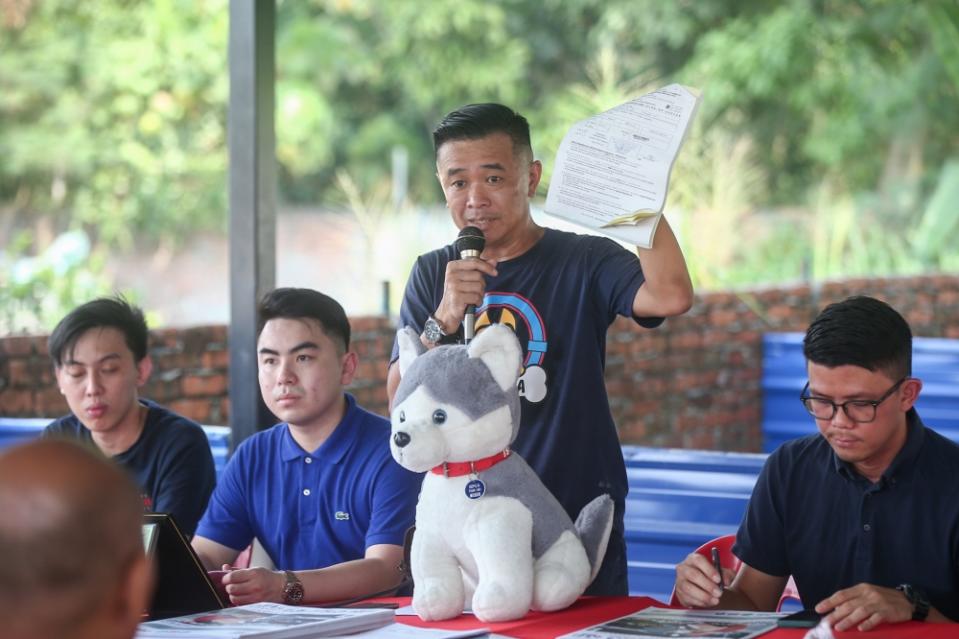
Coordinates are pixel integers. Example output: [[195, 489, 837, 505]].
[[136, 355, 153, 387], [527, 159, 543, 197], [105, 554, 154, 638], [899, 377, 922, 411], [340, 351, 359, 386]]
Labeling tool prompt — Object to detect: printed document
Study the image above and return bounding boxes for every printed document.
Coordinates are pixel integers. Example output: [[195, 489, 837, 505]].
[[135, 602, 392, 638], [557, 607, 783, 639], [544, 84, 700, 248]]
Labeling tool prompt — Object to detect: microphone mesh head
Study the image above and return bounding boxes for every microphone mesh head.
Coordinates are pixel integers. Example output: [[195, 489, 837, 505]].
[[455, 226, 485, 254]]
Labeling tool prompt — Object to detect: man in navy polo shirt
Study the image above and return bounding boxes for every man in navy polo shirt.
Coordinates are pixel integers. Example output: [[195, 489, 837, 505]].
[[192, 288, 421, 605], [674, 296, 959, 629]]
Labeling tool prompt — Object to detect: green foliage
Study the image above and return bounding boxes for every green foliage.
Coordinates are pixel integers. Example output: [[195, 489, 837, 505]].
[[1, 0, 228, 247], [1, 0, 958, 321], [0, 230, 115, 334]]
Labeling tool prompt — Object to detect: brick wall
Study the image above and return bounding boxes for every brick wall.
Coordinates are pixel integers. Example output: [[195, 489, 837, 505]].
[[3, 275, 957, 451]]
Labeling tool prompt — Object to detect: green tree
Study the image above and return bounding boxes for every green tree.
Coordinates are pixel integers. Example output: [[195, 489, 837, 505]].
[[2, 0, 958, 320], [0, 0, 228, 249]]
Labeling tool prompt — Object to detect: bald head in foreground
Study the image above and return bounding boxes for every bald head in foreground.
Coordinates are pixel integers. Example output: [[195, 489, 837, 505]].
[[0, 439, 153, 639]]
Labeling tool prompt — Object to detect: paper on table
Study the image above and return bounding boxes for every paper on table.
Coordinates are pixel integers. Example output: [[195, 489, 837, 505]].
[[395, 604, 473, 617], [135, 602, 392, 638], [336, 623, 488, 638], [556, 607, 782, 639], [544, 84, 701, 249]]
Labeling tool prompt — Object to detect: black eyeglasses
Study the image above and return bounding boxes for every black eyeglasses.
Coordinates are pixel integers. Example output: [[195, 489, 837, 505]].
[[799, 377, 908, 423]]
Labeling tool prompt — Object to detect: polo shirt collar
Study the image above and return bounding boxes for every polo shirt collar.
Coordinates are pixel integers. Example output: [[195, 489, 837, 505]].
[[279, 393, 359, 464], [831, 407, 924, 483]]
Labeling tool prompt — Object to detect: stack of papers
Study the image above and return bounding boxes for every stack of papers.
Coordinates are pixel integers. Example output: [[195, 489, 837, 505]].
[[136, 602, 393, 638], [545, 84, 701, 249]]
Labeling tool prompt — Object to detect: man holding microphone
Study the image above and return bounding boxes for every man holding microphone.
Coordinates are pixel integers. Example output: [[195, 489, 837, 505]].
[[387, 103, 694, 595]]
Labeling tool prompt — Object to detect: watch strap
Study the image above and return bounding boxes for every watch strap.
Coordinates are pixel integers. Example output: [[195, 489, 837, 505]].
[[896, 583, 930, 621]]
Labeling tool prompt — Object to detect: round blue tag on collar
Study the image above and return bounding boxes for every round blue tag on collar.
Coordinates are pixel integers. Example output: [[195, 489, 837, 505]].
[[465, 478, 486, 499]]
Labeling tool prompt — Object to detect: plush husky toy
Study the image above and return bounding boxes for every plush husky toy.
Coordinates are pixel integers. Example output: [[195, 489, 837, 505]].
[[390, 323, 614, 622]]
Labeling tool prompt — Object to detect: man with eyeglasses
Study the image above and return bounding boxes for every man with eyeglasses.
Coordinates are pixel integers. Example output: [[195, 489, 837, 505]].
[[674, 296, 959, 629]]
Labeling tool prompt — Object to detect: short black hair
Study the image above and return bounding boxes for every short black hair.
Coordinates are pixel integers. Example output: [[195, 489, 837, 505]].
[[433, 103, 533, 160], [803, 296, 912, 379], [48, 296, 148, 367], [256, 288, 350, 351]]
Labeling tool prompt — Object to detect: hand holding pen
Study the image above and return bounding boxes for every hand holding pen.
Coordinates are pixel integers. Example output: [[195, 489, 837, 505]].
[[673, 545, 731, 607], [711, 546, 726, 592]]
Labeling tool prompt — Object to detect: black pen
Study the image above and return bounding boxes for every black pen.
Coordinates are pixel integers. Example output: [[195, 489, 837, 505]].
[[711, 547, 724, 593]]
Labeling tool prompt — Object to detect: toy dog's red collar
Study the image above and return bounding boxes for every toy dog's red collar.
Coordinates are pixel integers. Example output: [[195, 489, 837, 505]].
[[431, 449, 511, 477]]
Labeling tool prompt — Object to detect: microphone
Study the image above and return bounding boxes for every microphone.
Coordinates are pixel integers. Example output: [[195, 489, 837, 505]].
[[454, 226, 486, 344]]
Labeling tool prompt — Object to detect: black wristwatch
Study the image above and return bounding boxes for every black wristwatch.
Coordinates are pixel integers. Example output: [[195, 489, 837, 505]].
[[422, 314, 449, 347], [282, 570, 304, 605], [896, 583, 930, 621]]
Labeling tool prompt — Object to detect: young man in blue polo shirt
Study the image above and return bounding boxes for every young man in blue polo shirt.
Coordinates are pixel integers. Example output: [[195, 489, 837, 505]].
[[674, 296, 959, 629], [192, 288, 421, 605]]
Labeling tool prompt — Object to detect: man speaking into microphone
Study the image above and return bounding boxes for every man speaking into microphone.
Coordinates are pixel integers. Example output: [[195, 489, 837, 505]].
[[387, 103, 694, 595]]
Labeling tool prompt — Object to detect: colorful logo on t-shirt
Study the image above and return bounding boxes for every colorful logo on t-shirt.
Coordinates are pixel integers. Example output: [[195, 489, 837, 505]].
[[475, 292, 548, 403]]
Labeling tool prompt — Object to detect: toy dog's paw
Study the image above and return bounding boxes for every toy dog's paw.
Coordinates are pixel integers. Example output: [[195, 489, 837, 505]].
[[531, 562, 584, 611], [472, 581, 530, 622], [413, 580, 463, 621]]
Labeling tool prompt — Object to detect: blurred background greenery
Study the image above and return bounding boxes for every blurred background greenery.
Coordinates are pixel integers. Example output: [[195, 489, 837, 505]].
[[2, 0, 958, 332]]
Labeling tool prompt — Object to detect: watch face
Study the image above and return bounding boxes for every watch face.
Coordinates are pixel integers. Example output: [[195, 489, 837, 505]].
[[284, 581, 305, 605], [423, 317, 443, 344], [283, 571, 305, 605]]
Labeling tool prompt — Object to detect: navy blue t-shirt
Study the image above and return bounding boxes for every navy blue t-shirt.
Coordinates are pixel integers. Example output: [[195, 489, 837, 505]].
[[393, 228, 661, 594], [44, 399, 216, 537], [733, 409, 959, 620]]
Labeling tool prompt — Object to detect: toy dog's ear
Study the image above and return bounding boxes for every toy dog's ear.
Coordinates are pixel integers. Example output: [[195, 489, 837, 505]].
[[467, 324, 522, 392], [397, 326, 426, 377]]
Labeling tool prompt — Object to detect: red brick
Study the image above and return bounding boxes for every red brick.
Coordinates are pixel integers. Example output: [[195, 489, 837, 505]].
[[198, 325, 228, 342], [668, 331, 703, 350], [5, 274, 959, 453], [34, 388, 68, 415], [169, 398, 211, 423], [201, 349, 230, 370], [938, 288, 959, 305], [7, 359, 31, 384], [0, 389, 34, 414], [182, 374, 228, 397], [1, 336, 40, 357], [350, 316, 390, 332]]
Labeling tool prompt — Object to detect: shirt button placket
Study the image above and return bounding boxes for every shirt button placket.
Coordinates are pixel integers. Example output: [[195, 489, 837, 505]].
[[301, 455, 320, 524]]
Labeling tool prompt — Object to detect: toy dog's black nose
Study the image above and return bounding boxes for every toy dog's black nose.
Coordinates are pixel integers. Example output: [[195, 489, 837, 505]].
[[393, 432, 411, 448]]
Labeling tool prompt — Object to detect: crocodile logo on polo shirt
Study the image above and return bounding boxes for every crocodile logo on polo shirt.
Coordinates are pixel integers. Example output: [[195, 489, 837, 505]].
[[335, 511, 351, 521]]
